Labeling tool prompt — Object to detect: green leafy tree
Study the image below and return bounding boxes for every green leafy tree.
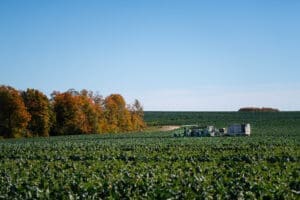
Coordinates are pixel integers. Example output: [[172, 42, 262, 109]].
[[21, 89, 52, 137], [0, 85, 31, 138]]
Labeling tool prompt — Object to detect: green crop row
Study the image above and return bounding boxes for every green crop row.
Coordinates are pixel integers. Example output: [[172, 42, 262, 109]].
[[0, 112, 299, 199]]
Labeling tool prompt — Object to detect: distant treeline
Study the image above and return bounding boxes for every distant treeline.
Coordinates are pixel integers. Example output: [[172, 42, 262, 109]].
[[0, 85, 145, 138], [238, 107, 279, 112]]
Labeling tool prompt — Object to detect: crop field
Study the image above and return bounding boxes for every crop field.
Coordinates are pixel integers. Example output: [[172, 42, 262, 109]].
[[0, 112, 299, 199]]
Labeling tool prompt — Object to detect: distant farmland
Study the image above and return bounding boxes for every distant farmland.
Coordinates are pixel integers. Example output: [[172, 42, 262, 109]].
[[144, 111, 300, 136]]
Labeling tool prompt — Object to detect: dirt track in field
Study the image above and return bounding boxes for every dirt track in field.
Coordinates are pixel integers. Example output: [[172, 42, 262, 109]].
[[158, 126, 181, 131]]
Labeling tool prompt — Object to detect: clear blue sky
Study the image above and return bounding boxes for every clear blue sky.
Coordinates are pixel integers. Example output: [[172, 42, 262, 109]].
[[0, 0, 299, 111]]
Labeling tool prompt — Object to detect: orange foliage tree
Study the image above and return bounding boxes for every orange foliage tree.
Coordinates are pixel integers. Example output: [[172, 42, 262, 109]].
[[51, 89, 104, 135], [21, 89, 52, 137], [0, 85, 31, 138], [79, 89, 104, 134], [104, 94, 129, 133], [0, 85, 146, 137], [103, 95, 145, 133], [130, 99, 146, 131], [51, 91, 146, 135], [51, 90, 85, 135]]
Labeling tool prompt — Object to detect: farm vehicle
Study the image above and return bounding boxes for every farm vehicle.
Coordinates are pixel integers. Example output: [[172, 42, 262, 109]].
[[174, 124, 251, 137]]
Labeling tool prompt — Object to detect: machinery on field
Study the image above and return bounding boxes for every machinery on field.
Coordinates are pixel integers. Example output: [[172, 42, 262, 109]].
[[174, 124, 251, 137]]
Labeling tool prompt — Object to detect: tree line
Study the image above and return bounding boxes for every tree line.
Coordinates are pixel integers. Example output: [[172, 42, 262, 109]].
[[0, 85, 145, 138], [238, 107, 279, 112]]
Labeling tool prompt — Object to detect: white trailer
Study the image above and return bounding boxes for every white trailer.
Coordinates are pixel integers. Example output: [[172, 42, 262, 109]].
[[227, 124, 251, 136]]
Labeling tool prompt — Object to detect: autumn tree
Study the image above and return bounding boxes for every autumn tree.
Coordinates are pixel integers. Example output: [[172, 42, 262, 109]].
[[130, 99, 146, 131], [51, 89, 103, 135], [91, 92, 107, 133], [0, 85, 31, 138], [51, 91, 83, 135], [0, 85, 146, 137], [79, 89, 104, 134], [21, 89, 52, 137], [104, 94, 133, 133]]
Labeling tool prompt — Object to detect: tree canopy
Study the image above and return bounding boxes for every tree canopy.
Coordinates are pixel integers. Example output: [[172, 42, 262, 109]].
[[0, 85, 146, 138], [238, 107, 279, 112], [22, 89, 52, 137], [0, 86, 31, 138]]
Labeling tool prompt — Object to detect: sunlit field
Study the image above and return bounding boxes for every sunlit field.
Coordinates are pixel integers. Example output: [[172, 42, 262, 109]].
[[0, 112, 299, 199]]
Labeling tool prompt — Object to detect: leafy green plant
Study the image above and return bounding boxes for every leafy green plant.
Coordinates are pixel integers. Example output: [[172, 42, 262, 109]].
[[0, 112, 299, 199]]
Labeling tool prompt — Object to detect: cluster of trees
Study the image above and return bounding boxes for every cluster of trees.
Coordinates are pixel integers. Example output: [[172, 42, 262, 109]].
[[238, 107, 280, 112], [0, 85, 145, 138]]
